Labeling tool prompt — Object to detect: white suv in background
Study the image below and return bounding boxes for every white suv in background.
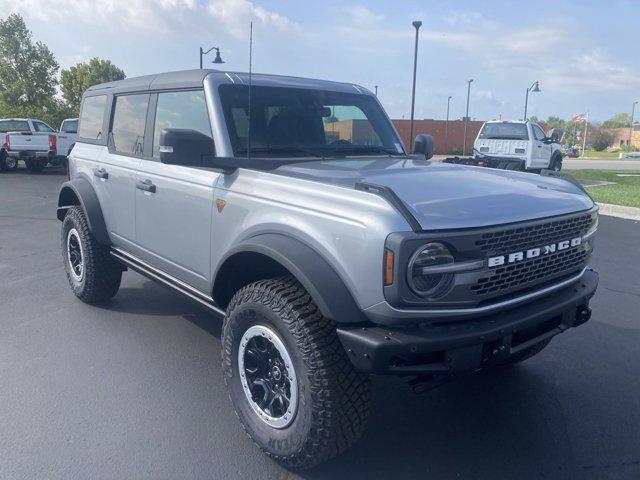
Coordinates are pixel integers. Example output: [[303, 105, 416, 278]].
[[474, 120, 563, 172]]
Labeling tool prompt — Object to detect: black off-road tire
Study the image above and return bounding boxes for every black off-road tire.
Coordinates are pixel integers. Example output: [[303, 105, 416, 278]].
[[501, 338, 552, 365], [0, 150, 16, 171], [550, 155, 563, 171], [25, 158, 46, 173], [61, 206, 122, 303], [222, 276, 371, 470]]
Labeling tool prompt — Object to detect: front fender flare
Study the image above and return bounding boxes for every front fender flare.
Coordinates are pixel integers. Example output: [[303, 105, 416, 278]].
[[57, 178, 110, 245], [214, 233, 367, 325]]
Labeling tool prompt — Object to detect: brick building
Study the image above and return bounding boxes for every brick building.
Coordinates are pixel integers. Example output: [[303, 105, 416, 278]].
[[391, 119, 485, 154], [606, 124, 640, 149]]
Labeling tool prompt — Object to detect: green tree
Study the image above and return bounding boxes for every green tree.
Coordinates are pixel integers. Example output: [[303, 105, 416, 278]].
[[0, 14, 59, 115], [61, 58, 125, 112], [602, 113, 631, 128], [590, 125, 614, 151]]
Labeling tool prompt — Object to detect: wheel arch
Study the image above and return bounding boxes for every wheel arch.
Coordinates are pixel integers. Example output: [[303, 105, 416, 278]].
[[212, 233, 367, 325], [57, 178, 110, 245]]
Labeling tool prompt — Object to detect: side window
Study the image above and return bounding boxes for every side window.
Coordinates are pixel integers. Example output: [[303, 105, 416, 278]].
[[33, 121, 55, 133], [79, 95, 107, 140], [61, 120, 78, 133], [152, 90, 212, 158], [111, 94, 150, 155], [533, 125, 546, 141]]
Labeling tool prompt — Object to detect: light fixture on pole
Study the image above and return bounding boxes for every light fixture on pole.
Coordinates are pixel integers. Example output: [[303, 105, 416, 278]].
[[630, 101, 638, 147], [199, 46, 225, 69], [462, 79, 473, 156], [445, 96, 452, 154], [523, 80, 540, 120], [409, 20, 422, 153]]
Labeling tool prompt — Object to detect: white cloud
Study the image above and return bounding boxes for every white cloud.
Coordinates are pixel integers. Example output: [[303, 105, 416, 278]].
[[0, 0, 297, 37], [344, 5, 384, 25]]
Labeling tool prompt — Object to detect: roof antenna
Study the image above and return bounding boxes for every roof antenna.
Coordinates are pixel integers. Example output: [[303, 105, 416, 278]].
[[247, 21, 253, 162]]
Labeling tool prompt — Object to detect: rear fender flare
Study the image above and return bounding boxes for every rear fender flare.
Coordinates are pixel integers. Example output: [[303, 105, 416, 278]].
[[57, 178, 110, 245]]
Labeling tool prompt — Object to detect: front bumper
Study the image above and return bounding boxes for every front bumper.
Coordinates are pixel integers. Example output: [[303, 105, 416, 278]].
[[337, 268, 598, 376]]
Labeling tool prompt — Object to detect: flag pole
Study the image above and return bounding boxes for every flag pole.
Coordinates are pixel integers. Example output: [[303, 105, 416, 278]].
[[581, 113, 588, 158]]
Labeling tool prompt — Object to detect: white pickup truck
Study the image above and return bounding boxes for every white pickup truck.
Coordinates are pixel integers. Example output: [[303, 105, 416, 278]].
[[57, 118, 78, 158], [0, 118, 59, 172], [445, 120, 563, 173]]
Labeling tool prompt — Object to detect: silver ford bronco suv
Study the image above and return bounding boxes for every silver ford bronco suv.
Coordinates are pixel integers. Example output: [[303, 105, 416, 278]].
[[57, 69, 598, 470]]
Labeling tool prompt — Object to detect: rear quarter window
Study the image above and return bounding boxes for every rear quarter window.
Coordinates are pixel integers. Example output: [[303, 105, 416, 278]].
[[0, 120, 30, 133], [78, 95, 107, 140]]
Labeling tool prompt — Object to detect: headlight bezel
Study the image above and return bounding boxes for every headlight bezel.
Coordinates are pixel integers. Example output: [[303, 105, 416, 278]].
[[406, 242, 455, 298]]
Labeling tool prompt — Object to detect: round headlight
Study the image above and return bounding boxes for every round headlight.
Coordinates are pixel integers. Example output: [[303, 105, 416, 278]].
[[407, 243, 454, 297]]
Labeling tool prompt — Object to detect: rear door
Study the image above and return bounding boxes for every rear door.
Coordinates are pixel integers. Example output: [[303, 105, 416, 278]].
[[133, 89, 218, 292], [96, 94, 148, 249]]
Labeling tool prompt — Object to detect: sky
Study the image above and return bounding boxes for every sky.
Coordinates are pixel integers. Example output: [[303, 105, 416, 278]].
[[2, 0, 638, 122]]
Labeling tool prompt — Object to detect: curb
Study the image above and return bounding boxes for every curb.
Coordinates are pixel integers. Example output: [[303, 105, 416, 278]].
[[597, 202, 640, 222]]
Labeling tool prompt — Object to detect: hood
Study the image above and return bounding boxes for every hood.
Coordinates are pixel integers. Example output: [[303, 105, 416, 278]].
[[276, 159, 594, 230], [475, 138, 529, 157]]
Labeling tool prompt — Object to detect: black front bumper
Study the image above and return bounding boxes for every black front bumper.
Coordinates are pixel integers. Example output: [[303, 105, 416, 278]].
[[337, 269, 598, 376]]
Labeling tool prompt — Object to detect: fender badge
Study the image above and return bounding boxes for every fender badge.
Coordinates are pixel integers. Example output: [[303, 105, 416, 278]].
[[215, 199, 226, 213]]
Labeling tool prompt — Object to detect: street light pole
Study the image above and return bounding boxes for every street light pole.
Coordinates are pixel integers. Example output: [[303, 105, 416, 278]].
[[462, 79, 473, 156], [523, 80, 540, 120], [409, 20, 422, 153], [630, 101, 638, 147], [374, 85, 378, 97], [445, 95, 452, 154], [199, 46, 225, 69]]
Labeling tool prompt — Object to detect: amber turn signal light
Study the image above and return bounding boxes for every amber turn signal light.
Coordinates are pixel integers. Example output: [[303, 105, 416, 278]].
[[384, 249, 394, 286]]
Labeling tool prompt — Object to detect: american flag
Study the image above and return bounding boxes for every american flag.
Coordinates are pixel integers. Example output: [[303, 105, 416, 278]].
[[572, 113, 587, 122]]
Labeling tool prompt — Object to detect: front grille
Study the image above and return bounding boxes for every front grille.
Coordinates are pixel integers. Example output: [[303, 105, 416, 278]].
[[475, 213, 593, 255], [471, 212, 595, 297], [471, 248, 588, 296]]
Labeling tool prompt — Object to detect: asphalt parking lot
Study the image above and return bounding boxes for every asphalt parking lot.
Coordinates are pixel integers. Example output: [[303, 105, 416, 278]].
[[1, 165, 639, 480]]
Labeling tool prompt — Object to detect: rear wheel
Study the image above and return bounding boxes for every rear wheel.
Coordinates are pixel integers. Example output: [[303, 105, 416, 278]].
[[222, 276, 371, 470], [62, 206, 122, 303], [25, 158, 46, 173], [0, 150, 17, 171]]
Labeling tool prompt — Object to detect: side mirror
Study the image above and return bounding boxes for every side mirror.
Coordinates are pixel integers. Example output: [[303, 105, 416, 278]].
[[413, 134, 434, 159], [159, 128, 215, 166]]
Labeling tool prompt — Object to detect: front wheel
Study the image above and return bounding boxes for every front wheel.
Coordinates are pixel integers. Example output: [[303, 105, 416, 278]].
[[550, 155, 563, 171], [222, 276, 371, 470]]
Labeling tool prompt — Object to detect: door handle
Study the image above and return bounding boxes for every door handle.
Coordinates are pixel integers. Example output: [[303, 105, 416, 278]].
[[537, 145, 542, 148], [93, 168, 109, 179], [136, 179, 156, 193]]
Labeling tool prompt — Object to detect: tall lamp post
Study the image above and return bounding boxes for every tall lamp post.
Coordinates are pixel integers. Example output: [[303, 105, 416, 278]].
[[444, 96, 452, 154], [630, 101, 638, 147], [199, 46, 225, 69], [462, 79, 473, 156], [409, 20, 422, 153], [523, 80, 540, 120], [374, 85, 378, 97]]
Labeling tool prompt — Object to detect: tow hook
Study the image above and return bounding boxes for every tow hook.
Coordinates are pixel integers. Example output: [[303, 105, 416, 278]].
[[575, 305, 592, 326]]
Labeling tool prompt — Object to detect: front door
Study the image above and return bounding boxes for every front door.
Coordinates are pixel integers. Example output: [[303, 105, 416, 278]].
[[133, 90, 219, 292], [532, 124, 551, 168]]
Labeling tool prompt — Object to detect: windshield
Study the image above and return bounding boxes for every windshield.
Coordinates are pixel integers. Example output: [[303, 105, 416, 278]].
[[479, 123, 529, 140], [219, 85, 404, 158]]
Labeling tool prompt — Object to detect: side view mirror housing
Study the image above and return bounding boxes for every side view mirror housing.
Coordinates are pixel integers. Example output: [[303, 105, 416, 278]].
[[159, 128, 216, 167], [413, 134, 434, 159]]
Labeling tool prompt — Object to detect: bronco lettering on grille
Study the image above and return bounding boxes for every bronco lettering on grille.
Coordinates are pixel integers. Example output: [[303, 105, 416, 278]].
[[488, 237, 582, 267]]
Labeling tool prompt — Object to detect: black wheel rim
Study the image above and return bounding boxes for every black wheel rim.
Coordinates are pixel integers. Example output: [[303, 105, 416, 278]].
[[238, 325, 298, 429]]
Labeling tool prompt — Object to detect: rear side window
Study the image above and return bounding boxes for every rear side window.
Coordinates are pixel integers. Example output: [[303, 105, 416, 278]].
[[79, 95, 107, 140], [479, 123, 529, 140], [152, 90, 212, 158], [110, 94, 150, 155], [33, 121, 55, 133], [0, 120, 29, 132], [61, 120, 78, 133]]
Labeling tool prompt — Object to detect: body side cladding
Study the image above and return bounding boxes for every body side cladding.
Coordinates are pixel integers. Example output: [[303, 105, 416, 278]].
[[212, 233, 367, 325], [56, 178, 110, 245]]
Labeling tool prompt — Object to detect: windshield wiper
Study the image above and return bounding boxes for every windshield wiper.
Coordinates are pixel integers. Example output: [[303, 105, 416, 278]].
[[237, 145, 324, 158], [331, 146, 401, 156]]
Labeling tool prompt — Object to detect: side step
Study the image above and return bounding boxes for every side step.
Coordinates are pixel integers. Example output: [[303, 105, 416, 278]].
[[110, 248, 225, 316]]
